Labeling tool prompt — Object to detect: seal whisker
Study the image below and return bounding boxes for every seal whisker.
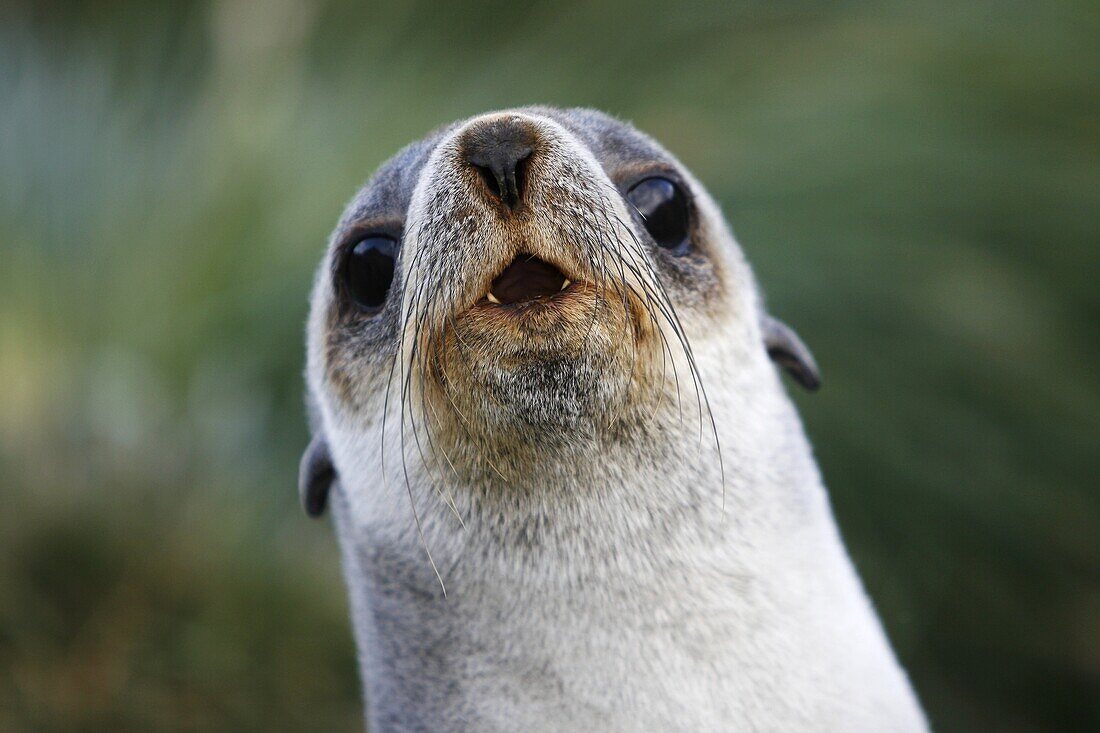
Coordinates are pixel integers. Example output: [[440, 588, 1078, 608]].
[[609, 210, 726, 499], [579, 198, 644, 430], [394, 221, 451, 593], [410, 270, 468, 527], [595, 205, 724, 501], [591, 219, 685, 423], [378, 220, 433, 495], [414, 249, 496, 510]]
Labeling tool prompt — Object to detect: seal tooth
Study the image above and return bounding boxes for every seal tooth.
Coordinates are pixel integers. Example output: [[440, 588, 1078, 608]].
[[486, 291, 501, 304], [560, 279, 571, 291]]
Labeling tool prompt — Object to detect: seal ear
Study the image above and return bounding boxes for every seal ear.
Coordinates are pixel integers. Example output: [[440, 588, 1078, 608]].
[[299, 433, 336, 517], [762, 315, 821, 391]]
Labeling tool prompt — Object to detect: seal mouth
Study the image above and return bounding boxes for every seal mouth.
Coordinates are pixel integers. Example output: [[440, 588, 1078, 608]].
[[482, 253, 571, 306]]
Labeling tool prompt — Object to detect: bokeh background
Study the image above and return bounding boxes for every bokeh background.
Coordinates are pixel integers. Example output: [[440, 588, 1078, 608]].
[[2, 0, 1097, 730]]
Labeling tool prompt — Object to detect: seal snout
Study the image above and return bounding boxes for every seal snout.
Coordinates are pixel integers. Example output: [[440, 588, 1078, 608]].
[[483, 254, 570, 306], [460, 117, 539, 210]]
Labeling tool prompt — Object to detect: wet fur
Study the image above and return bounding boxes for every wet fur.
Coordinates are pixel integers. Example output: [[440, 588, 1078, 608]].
[[304, 107, 928, 731]]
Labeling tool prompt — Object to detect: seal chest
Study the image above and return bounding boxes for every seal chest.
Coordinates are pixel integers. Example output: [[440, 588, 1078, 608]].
[[301, 107, 929, 732]]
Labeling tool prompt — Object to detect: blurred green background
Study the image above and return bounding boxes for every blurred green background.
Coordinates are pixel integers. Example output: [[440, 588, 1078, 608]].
[[1, 0, 1097, 730]]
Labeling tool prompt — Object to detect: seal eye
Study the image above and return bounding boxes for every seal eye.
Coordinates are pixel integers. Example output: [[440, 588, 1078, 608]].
[[626, 177, 691, 251], [344, 235, 397, 311]]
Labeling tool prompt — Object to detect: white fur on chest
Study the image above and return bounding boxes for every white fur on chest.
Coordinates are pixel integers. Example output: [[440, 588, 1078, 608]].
[[327, 353, 927, 732], [336, 491, 925, 733]]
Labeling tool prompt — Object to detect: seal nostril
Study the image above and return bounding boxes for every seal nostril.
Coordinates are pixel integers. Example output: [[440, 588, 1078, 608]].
[[512, 150, 532, 206], [474, 163, 503, 199], [462, 118, 538, 210]]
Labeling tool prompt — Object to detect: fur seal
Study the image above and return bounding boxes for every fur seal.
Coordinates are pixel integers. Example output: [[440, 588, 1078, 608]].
[[300, 107, 928, 732]]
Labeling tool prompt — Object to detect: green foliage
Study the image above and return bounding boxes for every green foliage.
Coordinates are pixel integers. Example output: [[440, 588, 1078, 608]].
[[2, 1, 1097, 730]]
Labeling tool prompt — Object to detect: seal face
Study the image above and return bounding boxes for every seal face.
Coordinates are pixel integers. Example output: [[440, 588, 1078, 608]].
[[301, 107, 926, 732], [312, 108, 739, 485]]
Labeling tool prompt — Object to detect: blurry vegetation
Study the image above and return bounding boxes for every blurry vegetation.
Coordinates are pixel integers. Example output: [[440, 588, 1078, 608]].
[[1, 0, 1097, 731]]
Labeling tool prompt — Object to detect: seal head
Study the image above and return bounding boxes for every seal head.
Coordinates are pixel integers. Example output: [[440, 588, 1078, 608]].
[[300, 107, 817, 516]]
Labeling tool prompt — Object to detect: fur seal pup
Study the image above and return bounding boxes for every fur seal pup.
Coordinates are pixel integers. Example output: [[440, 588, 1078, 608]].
[[300, 107, 929, 732]]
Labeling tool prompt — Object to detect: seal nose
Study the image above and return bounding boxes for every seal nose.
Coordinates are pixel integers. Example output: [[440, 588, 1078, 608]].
[[462, 118, 537, 209]]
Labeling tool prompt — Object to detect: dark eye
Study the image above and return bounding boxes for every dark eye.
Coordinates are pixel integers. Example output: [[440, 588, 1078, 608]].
[[626, 177, 691, 251], [344, 235, 397, 311]]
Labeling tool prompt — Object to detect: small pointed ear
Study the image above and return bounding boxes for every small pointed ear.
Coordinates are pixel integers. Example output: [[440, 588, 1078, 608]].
[[299, 433, 336, 517], [762, 315, 821, 391]]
